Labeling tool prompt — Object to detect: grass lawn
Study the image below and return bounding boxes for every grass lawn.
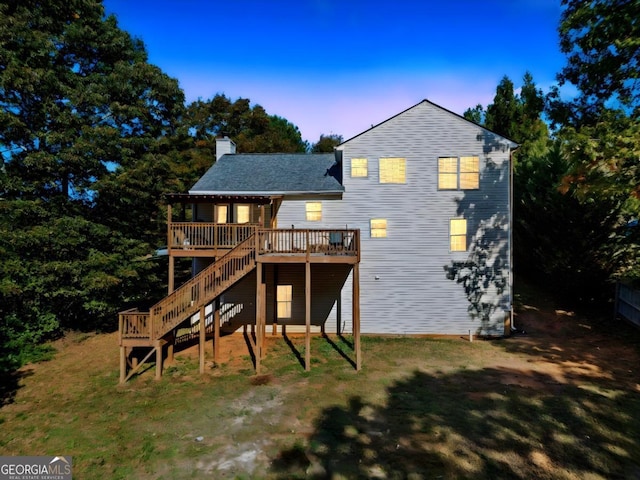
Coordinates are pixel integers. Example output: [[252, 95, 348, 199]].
[[1, 284, 640, 479]]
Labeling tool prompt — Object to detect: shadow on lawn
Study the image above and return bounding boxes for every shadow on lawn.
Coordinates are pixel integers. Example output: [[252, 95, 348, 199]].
[[0, 369, 33, 407], [270, 320, 640, 479]]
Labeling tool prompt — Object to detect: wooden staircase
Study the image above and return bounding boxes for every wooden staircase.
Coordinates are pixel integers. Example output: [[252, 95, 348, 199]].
[[118, 233, 258, 383]]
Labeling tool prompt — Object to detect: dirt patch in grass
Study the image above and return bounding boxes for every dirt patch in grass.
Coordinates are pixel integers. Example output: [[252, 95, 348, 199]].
[[2, 286, 640, 479]]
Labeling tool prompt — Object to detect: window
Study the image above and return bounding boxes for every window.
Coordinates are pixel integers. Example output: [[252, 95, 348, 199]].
[[438, 157, 458, 189], [460, 156, 480, 189], [450, 219, 467, 251], [305, 202, 322, 221], [379, 157, 406, 183], [216, 205, 228, 224], [351, 158, 368, 177], [277, 285, 292, 319], [438, 156, 480, 190], [236, 204, 250, 223], [370, 218, 387, 238]]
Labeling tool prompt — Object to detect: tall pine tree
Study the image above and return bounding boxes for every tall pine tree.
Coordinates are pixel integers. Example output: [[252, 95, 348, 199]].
[[0, 0, 185, 364]]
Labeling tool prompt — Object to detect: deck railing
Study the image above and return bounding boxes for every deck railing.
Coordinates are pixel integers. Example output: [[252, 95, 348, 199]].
[[118, 309, 152, 342], [168, 222, 257, 250], [258, 229, 359, 259], [151, 232, 258, 340], [120, 228, 360, 342]]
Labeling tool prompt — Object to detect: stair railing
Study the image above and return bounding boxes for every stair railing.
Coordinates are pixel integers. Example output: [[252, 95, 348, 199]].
[[149, 229, 258, 340]]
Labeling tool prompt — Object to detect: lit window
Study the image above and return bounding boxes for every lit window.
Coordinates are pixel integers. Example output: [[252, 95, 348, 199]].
[[216, 205, 228, 224], [236, 205, 250, 223], [438, 156, 480, 190], [351, 158, 368, 177], [450, 219, 467, 251], [460, 156, 480, 189], [370, 218, 387, 238], [379, 157, 406, 183], [277, 285, 292, 319], [306, 202, 322, 221], [438, 157, 458, 189]]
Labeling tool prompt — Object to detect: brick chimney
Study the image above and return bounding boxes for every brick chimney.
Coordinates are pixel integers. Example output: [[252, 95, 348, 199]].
[[216, 136, 236, 161]]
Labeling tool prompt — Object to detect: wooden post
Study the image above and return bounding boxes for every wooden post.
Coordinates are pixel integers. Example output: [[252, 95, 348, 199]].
[[119, 346, 126, 384], [155, 340, 163, 380], [213, 297, 220, 365], [353, 263, 361, 371], [256, 262, 263, 374], [272, 265, 278, 335], [167, 330, 174, 364], [199, 306, 206, 374], [305, 261, 311, 371], [167, 203, 173, 294], [336, 291, 342, 335], [168, 256, 175, 294], [260, 283, 267, 359]]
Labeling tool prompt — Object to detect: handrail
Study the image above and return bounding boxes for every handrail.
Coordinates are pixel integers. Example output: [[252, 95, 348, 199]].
[[150, 228, 258, 340], [168, 222, 257, 250], [121, 227, 361, 342], [258, 229, 359, 257], [119, 309, 151, 341]]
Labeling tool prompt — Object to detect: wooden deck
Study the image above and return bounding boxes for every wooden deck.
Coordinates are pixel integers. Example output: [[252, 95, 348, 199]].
[[119, 227, 360, 382]]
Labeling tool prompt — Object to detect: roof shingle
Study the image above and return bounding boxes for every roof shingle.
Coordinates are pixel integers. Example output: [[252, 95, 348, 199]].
[[190, 153, 344, 195]]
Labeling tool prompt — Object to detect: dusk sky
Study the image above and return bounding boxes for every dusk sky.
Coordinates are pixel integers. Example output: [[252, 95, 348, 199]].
[[102, 0, 567, 143]]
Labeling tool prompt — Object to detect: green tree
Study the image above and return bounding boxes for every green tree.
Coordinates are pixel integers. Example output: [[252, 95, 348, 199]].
[[484, 76, 520, 140], [183, 94, 307, 161], [548, 0, 640, 285], [0, 0, 184, 366], [555, 0, 640, 121], [463, 104, 485, 125], [311, 134, 343, 153]]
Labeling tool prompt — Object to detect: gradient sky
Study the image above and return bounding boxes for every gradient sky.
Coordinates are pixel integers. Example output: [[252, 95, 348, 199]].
[[103, 0, 566, 143]]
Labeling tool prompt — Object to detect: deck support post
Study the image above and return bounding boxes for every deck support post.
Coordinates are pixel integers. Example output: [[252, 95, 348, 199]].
[[168, 203, 174, 294], [199, 306, 206, 374], [168, 256, 175, 294], [337, 291, 342, 335], [213, 297, 220, 365], [155, 340, 163, 380], [260, 283, 267, 359], [353, 263, 361, 371], [305, 261, 311, 371], [255, 262, 263, 373], [167, 330, 175, 364], [272, 265, 278, 335], [119, 346, 126, 384]]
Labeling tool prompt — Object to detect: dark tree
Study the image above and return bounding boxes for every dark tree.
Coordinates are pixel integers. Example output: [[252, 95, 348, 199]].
[[311, 134, 343, 153], [0, 0, 185, 365]]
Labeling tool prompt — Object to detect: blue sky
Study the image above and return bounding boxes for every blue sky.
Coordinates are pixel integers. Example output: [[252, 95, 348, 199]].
[[103, 0, 566, 143]]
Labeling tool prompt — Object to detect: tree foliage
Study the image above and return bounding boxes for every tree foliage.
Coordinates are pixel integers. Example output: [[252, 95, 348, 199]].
[[555, 0, 640, 121], [311, 134, 343, 153], [0, 0, 315, 373], [0, 0, 183, 365], [184, 95, 307, 159], [549, 0, 640, 285]]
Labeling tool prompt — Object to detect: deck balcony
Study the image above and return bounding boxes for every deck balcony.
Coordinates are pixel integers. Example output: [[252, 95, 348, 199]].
[[168, 222, 360, 263]]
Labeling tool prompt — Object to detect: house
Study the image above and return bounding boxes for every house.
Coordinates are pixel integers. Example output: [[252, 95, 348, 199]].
[[118, 99, 517, 383]]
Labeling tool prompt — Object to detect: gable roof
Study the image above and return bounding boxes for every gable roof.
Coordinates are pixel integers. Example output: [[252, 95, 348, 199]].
[[190, 153, 344, 196], [339, 99, 519, 148]]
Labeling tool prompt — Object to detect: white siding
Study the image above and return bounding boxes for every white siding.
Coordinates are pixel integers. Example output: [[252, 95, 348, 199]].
[[277, 102, 512, 335]]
